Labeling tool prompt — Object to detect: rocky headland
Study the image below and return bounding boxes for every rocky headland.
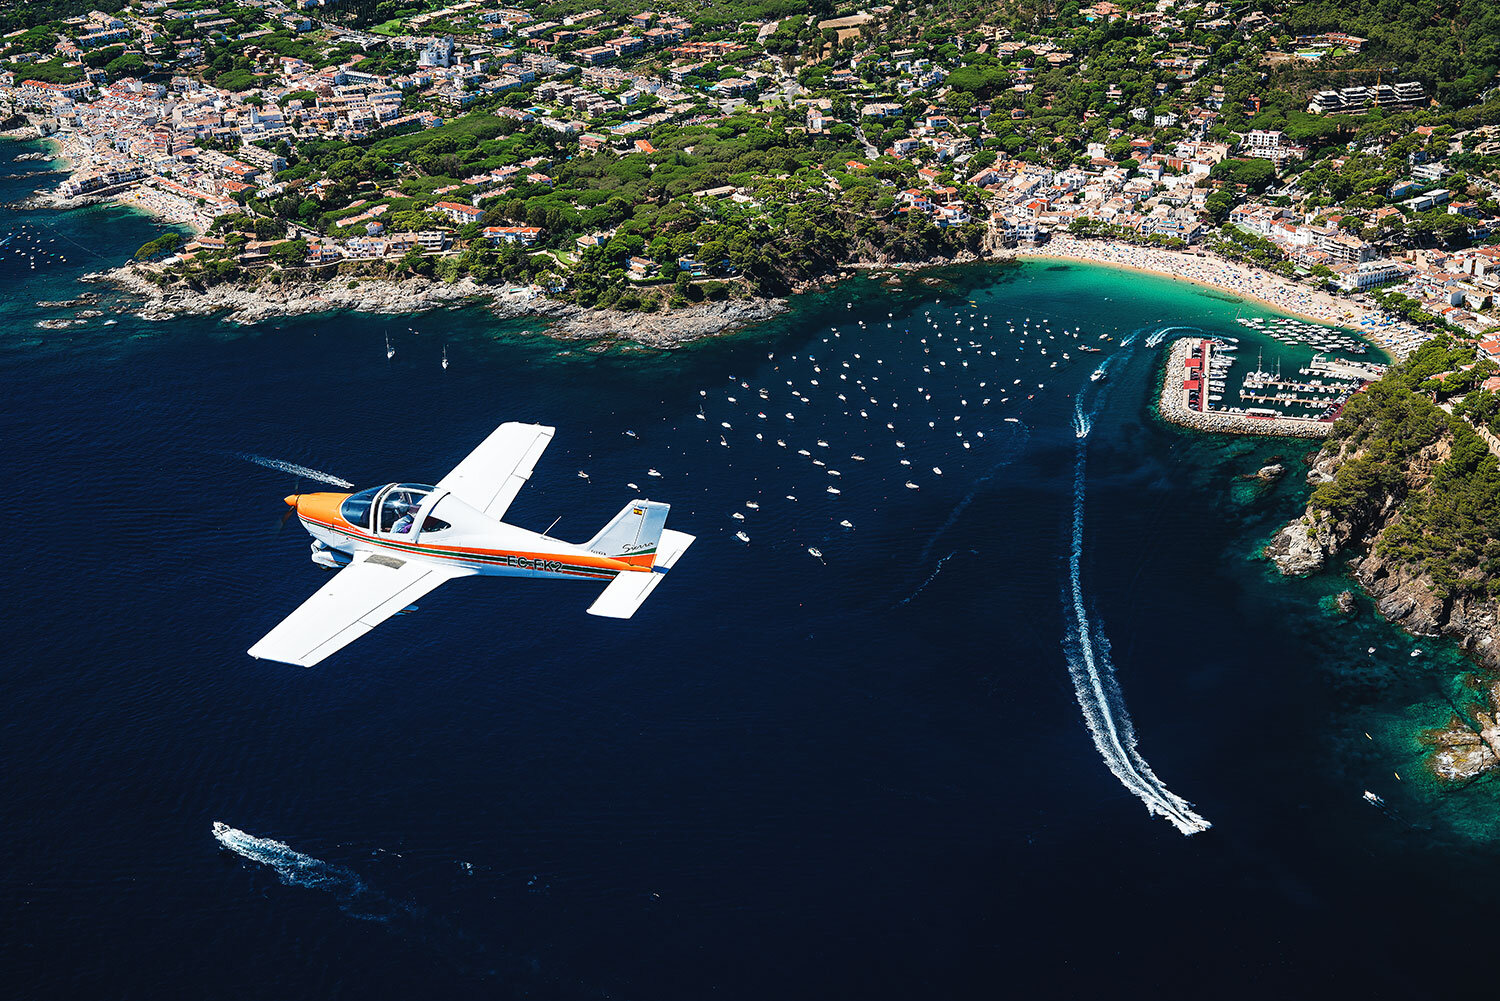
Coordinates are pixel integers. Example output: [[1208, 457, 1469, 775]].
[[1263, 345, 1500, 781], [84, 263, 786, 347], [1265, 428, 1500, 672]]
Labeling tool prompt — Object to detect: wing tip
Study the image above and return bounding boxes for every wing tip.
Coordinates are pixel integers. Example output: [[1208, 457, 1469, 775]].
[[246, 643, 318, 668]]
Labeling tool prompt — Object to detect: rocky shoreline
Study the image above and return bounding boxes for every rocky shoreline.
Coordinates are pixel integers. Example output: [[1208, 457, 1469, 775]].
[[1423, 679, 1500, 782], [1265, 439, 1500, 670], [84, 263, 788, 347], [1265, 434, 1500, 781]]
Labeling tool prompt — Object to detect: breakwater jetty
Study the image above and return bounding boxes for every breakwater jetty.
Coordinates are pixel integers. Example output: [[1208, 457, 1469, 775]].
[[1158, 338, 1334, 439]]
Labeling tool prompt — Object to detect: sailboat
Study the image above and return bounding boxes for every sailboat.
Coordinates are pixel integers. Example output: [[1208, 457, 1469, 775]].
[[441, 345, 448, 370], [385, 333, 395, 360]]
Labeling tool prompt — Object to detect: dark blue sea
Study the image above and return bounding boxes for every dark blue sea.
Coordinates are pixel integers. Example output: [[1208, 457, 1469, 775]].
[[3, 139, 1497, 999]]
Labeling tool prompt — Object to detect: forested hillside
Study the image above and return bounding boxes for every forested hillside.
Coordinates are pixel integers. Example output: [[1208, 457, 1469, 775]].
[[1311, 335, 1500, 598], [1280, 0, 1500, 108]]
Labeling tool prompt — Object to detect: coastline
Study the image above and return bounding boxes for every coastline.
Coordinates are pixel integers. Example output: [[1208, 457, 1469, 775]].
[[1018, 235, 1417, 359], [13, 130, 1417, 354], [78, 233, 1403, 351], [84, 262, 788, 347], [18, 129, 1419, 354]]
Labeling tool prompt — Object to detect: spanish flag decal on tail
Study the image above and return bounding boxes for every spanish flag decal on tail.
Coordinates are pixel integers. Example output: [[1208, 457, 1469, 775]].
[[586, 499, 669, 567]]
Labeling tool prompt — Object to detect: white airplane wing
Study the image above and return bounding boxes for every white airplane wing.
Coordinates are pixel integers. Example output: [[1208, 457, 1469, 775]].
[[248, 551, 474, 667], [436, 421, 555, 521]]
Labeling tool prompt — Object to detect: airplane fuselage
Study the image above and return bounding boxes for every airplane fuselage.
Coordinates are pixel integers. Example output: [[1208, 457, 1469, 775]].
[[291, 489, 653, 584]]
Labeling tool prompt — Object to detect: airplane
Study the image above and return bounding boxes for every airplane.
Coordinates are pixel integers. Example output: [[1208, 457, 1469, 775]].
[[248, 422, 695, 667]]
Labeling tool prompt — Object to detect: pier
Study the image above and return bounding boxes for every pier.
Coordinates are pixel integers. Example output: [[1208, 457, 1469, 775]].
[[1158, 338, 1336, 439]]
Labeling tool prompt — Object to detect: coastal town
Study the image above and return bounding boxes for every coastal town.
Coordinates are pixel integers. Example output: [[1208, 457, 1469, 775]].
[[0, 0, 1497, 358]]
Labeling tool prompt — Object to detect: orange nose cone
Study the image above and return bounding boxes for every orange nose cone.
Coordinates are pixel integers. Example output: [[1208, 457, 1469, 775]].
[[284, 494, 301, 508]]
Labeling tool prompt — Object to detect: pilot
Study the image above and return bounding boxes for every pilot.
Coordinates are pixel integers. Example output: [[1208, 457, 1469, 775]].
[[392, 503, 417, 534]]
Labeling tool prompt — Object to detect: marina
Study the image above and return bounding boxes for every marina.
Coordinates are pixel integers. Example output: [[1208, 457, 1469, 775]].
[[1166, 306, 1388, 438], [1160, 336, 1383, 438], [1234, 314, 1371, 355]]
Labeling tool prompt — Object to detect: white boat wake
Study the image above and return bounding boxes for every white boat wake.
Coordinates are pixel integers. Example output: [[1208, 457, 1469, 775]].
[[1072, 398, 1093, 439], [1145, 325, 1202, 349], [213, 821, 516, 977], [901, 549, 978, 605], [235, 453, 354, 488], [1063, 384, 1211, 836], [213, 821, 394, 919]]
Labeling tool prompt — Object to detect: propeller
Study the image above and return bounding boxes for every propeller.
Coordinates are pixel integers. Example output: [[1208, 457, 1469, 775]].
[[274, 476, 303, 535]]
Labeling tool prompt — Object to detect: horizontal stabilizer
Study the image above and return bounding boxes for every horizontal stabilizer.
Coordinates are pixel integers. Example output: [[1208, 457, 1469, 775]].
[[587, 529, 694, 619]]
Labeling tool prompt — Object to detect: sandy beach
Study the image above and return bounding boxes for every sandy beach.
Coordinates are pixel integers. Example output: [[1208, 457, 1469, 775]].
[[110, 185, 204, 236], [12, 128, 202, 235], [1020, 235, 1427, 359]]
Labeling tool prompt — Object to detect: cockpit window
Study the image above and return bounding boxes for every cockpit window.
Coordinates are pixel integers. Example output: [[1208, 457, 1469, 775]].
[[420, 515, 452, 534], [379, 483, 435, 534], [340, 487, 380, 530]]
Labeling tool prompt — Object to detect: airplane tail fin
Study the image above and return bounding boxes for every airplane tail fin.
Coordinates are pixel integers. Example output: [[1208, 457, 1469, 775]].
[[584, 499, 669, 567]]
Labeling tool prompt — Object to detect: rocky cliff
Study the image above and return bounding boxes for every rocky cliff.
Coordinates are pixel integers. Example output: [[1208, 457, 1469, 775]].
[[1266, 434, 1500, 672], [1266, 414, 1500, 781]]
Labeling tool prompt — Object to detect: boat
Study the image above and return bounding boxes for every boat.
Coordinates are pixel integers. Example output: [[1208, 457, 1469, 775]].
[[1089, 368, 1106, 382], [735, 531, 750, 543]]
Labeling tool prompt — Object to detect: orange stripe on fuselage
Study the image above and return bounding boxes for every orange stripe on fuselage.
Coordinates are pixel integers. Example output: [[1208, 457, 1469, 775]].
[[296, 506, 651, 576]]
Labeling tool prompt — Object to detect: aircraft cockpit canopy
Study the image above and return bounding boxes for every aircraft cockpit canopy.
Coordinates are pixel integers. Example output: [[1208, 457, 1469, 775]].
[[340, 483, 438, 534]]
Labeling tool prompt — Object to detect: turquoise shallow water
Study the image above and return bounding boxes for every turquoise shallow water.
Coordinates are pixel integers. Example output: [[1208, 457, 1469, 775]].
[[2, 138, 1498, 999]]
